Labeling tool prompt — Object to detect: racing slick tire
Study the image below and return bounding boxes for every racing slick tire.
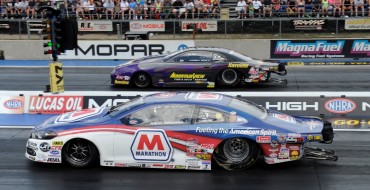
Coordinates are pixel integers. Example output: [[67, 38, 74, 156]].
[[218, 69, 239, 86], [63, 139, 99, 168], [213, 138, 260, 170], [132, 72, 151, 88]]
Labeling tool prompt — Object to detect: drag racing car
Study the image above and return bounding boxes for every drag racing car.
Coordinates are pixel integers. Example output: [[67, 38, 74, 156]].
[[26, 92, 336, 170], [111, 47, 287, 88]]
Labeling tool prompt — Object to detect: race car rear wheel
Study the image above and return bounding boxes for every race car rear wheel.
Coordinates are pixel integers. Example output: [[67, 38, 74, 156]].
[[218, 69, 239, 86], [63, 139, 99, 168], [132, 72, 151, 88], [213, 138, 260, 170]]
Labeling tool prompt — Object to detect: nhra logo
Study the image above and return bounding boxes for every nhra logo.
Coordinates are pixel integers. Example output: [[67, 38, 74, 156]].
[[130, 130, 173, 162], [3, 99, 23, 109], [325, 98, 356, 114]]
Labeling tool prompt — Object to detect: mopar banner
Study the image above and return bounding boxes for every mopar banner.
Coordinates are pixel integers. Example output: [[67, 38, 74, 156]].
[[271, 39, 370, 59], [291, 19, 326, 30], [58, 40, 195, 60], [345, 18, 370, 30], [78, 20, 113, 32]]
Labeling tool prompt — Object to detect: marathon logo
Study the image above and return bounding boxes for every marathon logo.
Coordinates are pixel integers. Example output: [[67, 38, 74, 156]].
[[274, 41, 344, 56], [351, 40, 370, 55], [130, 130, 173, 162]]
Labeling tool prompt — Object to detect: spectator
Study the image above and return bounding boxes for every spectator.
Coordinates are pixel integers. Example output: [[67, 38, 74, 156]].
[[203, 0, 212, 18], [312, 0, 320, 17], [128, 0, 136, 19], [263, 0, 273, 17], [332, 0, 341, 16], [296, 0, 305, 17], [342, 0, 353, 17], [286, 0, 296, 16], [87, 0, 96, 19], [272, 0, 281, 16], [354, 0, 364, 16], [14, 0, 21, 18], [95, 0, 104, 19], [104, 0, 115, 19], [136, 0, 146, 19], [236, 0, 246, 19], [76, 1, 85, 19], [153, 0, 162, 19], [252, 0, 262, 17], [162, 0, 172, 19], [194, 0, 203, 18], [81, 0, 90, 19], [248, 1, 254, 17], [146, 0, 154, 19], [180, 0, 195, 19], [113, 0, 120, 19], [321, 0, 329, 17], [172, 0, 183, 18], [26, 0, 36, 18], [305, 0, 313, 17], [211, 0, 220, 18], [118, 0, 129, 19], [19, 0, 28, 19]]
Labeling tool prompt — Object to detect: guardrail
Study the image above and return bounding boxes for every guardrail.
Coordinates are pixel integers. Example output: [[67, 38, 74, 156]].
[[0, 17, 369, 40]]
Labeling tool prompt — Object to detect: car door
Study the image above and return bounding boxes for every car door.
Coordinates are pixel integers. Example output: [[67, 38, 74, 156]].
[[163, 51, 216, 88], [113, 104, 195, 169], [186, 106, 231, 170]]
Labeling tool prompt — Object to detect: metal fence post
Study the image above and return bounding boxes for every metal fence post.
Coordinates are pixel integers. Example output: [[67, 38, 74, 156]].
[[173, 20, 176, 39], [27, 21, 31, 39], [116, 23, 121, 40], [19, 20, 22, 40], [336, 19, 339, 37], [279, 19, 282, 39], [224, 20, 227, 38]]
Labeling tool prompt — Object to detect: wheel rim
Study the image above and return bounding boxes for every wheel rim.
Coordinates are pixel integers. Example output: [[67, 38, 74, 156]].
[[66, 141, 92, 163], [222, 70, 237, 84], [223, 138, 249, 162], [135, 73, 149, 87]]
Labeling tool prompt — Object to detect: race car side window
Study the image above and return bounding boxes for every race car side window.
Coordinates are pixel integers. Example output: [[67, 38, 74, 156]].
[[193, 106, 229, 124], [212, 53, 227, 62], [170, 51, 213, 63], [120, 104, 195, 126]]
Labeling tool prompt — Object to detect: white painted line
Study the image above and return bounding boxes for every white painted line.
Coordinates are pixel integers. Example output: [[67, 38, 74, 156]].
[[334, 129, 370, 132], [0, 66, 115, 68], [0, 126, 34, 129]]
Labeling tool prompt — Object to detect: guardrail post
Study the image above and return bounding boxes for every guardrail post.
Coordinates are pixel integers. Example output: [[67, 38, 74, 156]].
[[116, 23, 121, 40], [173, 20, 176, 39], [335, 19, 339, 37], [27, 21, 31, 39], [279, 19, 282, 38], [224, 20, 227, 38], [19, 20, 22, 40]]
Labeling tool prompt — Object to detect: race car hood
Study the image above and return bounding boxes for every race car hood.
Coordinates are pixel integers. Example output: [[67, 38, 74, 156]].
[[32, 107, 110, 132], [264, 110, 323, 134]]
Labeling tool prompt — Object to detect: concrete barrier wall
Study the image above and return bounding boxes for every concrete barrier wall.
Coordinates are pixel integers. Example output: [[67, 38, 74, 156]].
[[0, 40, 50, 60], [0, 40, 271, 60]]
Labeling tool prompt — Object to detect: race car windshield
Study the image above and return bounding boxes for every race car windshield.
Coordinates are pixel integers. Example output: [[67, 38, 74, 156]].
[[228, 98, 268, 120], [108, 97, 145, 117]]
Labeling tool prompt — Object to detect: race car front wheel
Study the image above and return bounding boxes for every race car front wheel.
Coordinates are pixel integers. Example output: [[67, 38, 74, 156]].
[[133, 72, 151, 88], [63, 139, 99, 168], [213, 138, 260, 170], [218, 69, 239, 86]]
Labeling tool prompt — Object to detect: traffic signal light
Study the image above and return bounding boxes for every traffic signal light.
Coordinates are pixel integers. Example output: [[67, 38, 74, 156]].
[[54, 18, 78, 53], [42, 18, 53, 55]]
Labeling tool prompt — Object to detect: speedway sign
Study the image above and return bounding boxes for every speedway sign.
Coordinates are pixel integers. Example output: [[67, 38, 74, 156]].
[[130, 21, 165, 32], [181, 21, 217, 31], [78, 20, 113, 32], [345, 18, 370, 30], [58, 40, 195, 60]]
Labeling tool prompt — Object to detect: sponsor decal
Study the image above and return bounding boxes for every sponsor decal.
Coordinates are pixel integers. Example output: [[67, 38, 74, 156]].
[[269, 153, 277, 158], [59, 40, 195, 60], [47, 158, 61, 163], [256, 136, 272, 143], [39, 142, 50, 152], [28, 156, 36, 161], [345, 18, 370, 30], [291, 19, 325, 30], [177, 44, 188, 50], [29, 96, 83, 114], [181, 21, 217, 31], [104, 160, 114, 166], [116, 75, 130, 80], [350, 40, 370, 56], [51, 146, 62, 151], [36, 154, 48, 162], [278, 145, 289, 159], [154, 92, 177, 98], [0, 96, 24, 114], [270, 140, 278, 148], [115, 163, 125, 167], [54, 108, 105, 123], [195, 127, 277, 136], [290, 150, 300, 160], [130, 130, 173, 162], [27, 141, 38, 150], [185, 92, 223, 101], [325, 98, 356, 114], [289, 145, 300, 151], [227, 63, 249, 68], [169, 72, 206, 80], [129, 21, 165, 32], [52, 141, 64, 146], [114, 80, 129, 85], [78, 20, 113, 32], [273, 113, 296, 123], [49, 150, 60, 155], [175, 165, 186, 169], [278, 134, 286, 143]]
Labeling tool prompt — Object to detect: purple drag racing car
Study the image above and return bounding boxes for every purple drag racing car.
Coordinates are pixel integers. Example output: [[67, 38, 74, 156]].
[[111, 47, 287, 88]]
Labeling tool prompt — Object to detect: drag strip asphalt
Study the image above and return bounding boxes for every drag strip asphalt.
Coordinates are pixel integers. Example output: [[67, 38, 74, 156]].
[[0, 66, 369, 91], [0, 129, 369, 190]]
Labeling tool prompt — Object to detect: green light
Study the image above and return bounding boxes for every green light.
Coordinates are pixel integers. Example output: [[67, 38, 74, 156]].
[[56, 43, 60, 48], [47, 42, 52, 47]]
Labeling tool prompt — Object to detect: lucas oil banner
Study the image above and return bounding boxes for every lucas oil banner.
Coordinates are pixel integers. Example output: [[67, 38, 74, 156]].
[[270, 39, 370, 59]]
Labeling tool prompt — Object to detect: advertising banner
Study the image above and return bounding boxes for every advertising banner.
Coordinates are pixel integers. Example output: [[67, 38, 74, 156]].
[[291, 19, 326, 30], [0, 96, 24, 114], [78, 20, 113, 32], [58, 40, 195, 60], [129, 21, 165, 32], [345, 18, 370, 30], [181, 21, 217, 31], [271, 39, 370, 59], [29, 96, 84, 114]]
